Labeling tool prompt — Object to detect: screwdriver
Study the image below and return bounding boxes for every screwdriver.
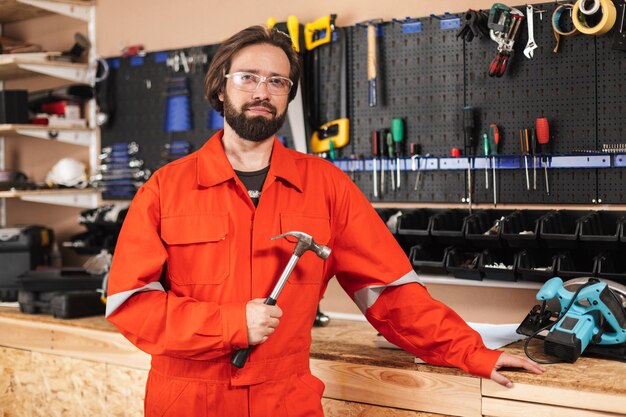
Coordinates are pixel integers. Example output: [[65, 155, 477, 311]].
[[483, 133, 489, 189], [410, 142, 422, 190], [379, 129, 385, 195], [464, 106, 476, 210], [386, 130, 395, 191], [392, 118, 404, 190], [530, 128, 537, 190], [488, 124, 500, 206], [371, 130, 379, 198], [519, 128, 530, 190], [535, 117, 550, 195]]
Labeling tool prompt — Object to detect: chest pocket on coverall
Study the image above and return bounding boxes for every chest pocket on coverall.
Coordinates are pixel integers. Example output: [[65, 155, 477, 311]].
[[280, 213, 330, 285], [162, 213, 229, 285]]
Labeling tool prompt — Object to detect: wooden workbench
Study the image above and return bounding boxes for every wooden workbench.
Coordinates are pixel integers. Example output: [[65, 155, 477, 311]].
[[0, 307, 624, 417]]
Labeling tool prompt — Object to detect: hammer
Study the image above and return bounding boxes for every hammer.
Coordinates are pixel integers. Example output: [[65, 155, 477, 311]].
[[231, 231, 331, 368]]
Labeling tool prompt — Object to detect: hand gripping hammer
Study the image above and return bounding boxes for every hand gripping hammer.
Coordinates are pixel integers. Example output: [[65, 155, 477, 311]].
[[231, 231, 331, 368]]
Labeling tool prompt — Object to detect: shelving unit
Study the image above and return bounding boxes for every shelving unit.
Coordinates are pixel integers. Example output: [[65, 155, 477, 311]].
[[0, 0, 98, 230]]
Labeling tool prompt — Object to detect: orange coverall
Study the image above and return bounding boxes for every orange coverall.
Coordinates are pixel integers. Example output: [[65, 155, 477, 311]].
[[106, 130, 501, 417]]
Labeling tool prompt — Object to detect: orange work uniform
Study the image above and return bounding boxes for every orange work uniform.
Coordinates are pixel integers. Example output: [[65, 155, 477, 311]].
[[106, 130, 501, 417]]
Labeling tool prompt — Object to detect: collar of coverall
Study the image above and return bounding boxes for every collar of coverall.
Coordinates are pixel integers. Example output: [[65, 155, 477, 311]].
[[196, 129, 303, 193]]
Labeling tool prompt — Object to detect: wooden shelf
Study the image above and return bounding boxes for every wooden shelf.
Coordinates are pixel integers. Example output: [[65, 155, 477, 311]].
[[372, 201, 626, 211], [0, 188, 99, 208], [0, 53, 91, 83], [0, 0, 93, 23], [0, 124, 94, 146]]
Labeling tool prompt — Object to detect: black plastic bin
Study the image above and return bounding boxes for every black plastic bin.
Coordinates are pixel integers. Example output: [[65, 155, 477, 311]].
[[465, 210, 512, 249], [501, 210, 554, 248], [409, 244, 449, 275], [516, 249, 558, 283], [579, 211, 625, 244], [397, 209, 436, 245], [445, 246, 483, 280], [478, 249, 517, 281], [539, 210, 590, 249], [555, 251, 597, 279], [595, 252, 626, 283], [430, 209, 470, 245]]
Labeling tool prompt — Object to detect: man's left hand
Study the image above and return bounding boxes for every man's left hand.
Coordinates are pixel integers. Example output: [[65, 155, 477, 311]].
[[490, 352, 546, 388]]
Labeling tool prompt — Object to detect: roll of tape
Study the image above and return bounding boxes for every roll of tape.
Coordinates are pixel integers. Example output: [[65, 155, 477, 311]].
[[579, 0, 601, 15], [573, 0, 617, 35], [552, 4, 579, 53]]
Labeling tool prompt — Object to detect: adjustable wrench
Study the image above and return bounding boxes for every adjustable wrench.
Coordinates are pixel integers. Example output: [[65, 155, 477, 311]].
[[524, 4, 538, 59]]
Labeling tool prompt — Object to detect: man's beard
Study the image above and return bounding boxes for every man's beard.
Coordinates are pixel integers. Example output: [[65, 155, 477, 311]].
[[223, 95, 286, 142]]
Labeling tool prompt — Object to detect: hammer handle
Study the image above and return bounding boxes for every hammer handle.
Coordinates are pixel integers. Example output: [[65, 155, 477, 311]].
[[230, 296, 277, 368]]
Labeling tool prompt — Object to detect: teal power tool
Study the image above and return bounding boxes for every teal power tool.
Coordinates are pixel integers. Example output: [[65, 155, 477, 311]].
[[517, 277, 626, 363]]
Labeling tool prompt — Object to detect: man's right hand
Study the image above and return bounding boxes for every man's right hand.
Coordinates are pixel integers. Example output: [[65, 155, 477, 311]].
[[246, 298, 283, 345]]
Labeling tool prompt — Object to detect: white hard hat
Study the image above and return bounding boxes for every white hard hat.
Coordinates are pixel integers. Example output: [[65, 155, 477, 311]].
[[46, 158, 88, 188]]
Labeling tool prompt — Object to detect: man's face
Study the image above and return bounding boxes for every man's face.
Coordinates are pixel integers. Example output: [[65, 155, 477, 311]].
[[220, 43, 291, 142]]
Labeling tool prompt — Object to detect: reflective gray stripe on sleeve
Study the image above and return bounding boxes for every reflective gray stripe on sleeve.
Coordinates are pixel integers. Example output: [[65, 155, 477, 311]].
[[105, 281, 165, 318], [353, 270, 422, 314]]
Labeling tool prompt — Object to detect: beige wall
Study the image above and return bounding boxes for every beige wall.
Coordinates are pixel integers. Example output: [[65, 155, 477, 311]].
[[93, 0, 546, 57]]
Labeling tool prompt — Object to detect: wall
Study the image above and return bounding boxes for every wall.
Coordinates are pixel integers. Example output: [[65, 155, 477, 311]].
[[93, 0, 547, 57], [5, 0, 554, 319]]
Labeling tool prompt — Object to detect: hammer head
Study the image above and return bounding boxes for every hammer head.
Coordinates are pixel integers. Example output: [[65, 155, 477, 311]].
[[272, 231, 331, 259]]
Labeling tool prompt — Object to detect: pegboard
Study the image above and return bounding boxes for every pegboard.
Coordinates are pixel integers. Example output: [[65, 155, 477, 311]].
[[101, 2, 626, 205], [100, 45, 293, 182]]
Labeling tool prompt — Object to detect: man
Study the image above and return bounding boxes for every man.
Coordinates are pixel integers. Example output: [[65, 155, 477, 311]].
[[106, 25, 544, 417]]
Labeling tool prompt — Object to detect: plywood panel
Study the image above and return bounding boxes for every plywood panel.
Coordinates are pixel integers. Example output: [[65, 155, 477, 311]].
[[0, 316, 150, 369], [483, 380, 626, 415], [322, 398, 454, 417], [482, 397, 622, 417], [105, 364, 148, 417], [311, 359, 481, 417]]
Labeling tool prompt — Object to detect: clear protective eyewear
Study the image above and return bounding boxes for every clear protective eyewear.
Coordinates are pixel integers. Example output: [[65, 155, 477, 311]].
[[224, 72, 293, 96]]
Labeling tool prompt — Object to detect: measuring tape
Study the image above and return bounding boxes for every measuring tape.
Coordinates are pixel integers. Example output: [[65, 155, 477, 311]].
[[552, 4, 579, 53], [573, 0, 617, 35]]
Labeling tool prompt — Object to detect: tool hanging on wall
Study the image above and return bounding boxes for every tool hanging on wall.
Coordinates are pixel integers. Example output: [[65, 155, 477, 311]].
[[572, 0, 617, 35], [363, 19, 383, 107], [488, 124, 500, 206], [306, 15, 350, 155], [464, 106, 476, 212], [552, 4, 579, 53], [456, 9, 489, 41], [267, 16, 308, 153], [536, 117, 551, 196], [391, 118, 404, 189], [523, 4, 538, 59], [371, 130, 380, 198], [487, 3, 524, 77]]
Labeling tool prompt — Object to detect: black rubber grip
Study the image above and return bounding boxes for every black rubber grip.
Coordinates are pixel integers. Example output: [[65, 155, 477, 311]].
[[230, 296, 278, 368]]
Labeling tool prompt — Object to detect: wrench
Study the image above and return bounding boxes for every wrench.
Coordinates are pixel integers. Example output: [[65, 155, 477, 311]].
[[524, 4, 538, 59]]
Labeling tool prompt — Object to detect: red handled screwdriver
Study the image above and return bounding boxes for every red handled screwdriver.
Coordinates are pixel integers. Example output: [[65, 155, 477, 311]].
[[535, 117, 550, 195]]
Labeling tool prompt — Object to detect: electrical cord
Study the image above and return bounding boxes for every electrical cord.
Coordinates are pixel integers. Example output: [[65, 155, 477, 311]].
[[524, 279, 596, 364]]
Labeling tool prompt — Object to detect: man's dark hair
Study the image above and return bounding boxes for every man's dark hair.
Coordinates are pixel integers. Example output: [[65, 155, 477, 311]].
[[204, 25, 301, 115]]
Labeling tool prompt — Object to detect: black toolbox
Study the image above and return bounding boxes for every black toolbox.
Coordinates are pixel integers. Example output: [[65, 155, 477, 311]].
[[0, 225, 54, 301], [18, 268, 104, 318]]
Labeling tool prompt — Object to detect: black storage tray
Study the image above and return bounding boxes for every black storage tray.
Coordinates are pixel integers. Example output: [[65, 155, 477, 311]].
[[445, 246, 483, 281], [465, 210, 513, 248], [579, 211, 625, 243], [516, 249, 558, 283], [539, 210, 590, 248], [501, 210, 554, 248], [397, 209, 436, 244], [430, 209, 470, 245], [595, 251, 626, 283], [18, 268, 103, 292], [478, 249, 517, 282], [555, 251, 597, 279], [409, 244, 449, 275]]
